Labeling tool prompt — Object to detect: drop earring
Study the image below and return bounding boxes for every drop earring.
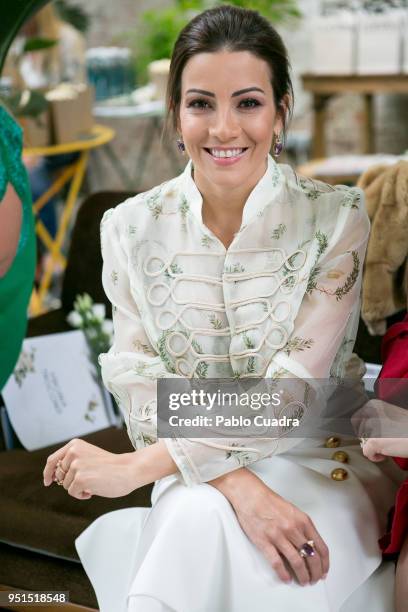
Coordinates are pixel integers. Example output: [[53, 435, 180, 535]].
[[176, 138, 186, 153], [273, 132, 283, 157]]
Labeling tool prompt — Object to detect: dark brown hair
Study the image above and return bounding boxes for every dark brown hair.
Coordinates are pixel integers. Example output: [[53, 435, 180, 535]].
[[163, 4, 294, 143]]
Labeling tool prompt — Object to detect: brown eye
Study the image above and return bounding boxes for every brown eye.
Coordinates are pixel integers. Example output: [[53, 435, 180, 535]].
[[186, 99, 211, 109], [185, 97, 260, 110], [239, 98, 261, 108]]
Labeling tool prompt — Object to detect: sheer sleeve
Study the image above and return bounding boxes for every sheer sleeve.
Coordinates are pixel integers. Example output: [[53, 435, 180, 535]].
[[100, 191, 370, 486], [99, 208, 181, 449], [267, 187, 370, 381]]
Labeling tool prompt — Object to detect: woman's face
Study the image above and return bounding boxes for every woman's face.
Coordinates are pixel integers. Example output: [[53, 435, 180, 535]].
[[178, 50, 283, 190]]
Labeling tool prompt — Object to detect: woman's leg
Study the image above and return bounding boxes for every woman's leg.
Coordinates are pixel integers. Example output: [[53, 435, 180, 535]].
[[395, 534, 408, 612]]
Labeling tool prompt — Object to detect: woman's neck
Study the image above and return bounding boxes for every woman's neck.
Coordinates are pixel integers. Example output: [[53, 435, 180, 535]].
[[193, 166, 263, 249]]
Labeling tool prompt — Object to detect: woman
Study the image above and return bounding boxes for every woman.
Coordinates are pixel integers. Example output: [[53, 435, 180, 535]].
[[43, 6, 398, 611], [0, 105, 36, 391], [359, 312, 408, 612]]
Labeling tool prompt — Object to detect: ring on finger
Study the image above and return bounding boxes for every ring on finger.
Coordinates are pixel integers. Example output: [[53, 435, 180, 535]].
[[359, 433, 369, 447], [54, 474, 65, 486], [299, 540, 316, 559]]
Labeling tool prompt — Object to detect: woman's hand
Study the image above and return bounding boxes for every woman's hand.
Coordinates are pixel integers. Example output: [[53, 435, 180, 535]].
[[361, 438, 408, 462], [43, 438, 139, 500], [352, 399, 408, 460], [210, 468, 329, 586], [43, 438, 178, 500]]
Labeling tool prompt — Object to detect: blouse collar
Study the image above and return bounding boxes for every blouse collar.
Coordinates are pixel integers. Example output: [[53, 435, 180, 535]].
[[178, 153, 283, 228]]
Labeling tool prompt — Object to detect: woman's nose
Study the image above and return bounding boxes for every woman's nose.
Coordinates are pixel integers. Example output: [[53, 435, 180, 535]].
[[208, 107, 241, 141]]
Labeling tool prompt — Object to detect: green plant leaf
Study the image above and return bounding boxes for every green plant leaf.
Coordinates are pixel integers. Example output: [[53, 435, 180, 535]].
[[122, 0, 300, 85], [23, 37, 57, 52]]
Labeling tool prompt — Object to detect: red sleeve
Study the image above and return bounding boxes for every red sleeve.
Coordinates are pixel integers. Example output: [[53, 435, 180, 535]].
[[394, 457, 408, 471], [375, 314, 408, 470]]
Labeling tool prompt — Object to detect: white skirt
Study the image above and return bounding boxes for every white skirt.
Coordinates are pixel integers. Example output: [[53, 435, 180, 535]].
[[76, 439, 401, 612]]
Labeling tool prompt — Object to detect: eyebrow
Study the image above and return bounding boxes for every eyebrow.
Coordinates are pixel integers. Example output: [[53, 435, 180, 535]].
[[185, 87, 265, 97]]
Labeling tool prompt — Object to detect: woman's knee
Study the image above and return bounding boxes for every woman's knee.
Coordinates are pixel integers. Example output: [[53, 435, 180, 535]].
[[162, 481, 232, 527]]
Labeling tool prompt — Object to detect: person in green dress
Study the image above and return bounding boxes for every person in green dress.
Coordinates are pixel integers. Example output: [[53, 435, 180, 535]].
[[0, 104, 36, 391]]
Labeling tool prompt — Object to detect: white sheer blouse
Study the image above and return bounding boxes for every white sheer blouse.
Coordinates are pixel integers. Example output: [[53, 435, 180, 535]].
[[99, 154, 369, 486]]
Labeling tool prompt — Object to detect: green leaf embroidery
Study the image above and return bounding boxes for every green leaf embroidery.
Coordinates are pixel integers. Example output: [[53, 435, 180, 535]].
[[157, 331, 176, 373], [246, 356, 256, 374], [242, 332, 255, 350], [271, 223, 287, 240], [341, 189, 361, 209], [334, 251, 360, 301], [209, 313, 223, 329], [111, 270, 118, 285], [195, 360, 209, 378], [146, 190, 163, 219], [299, 178, 320, 200], [284, 336, 314, 356], [283, 275, 296, 289], [164, 262, 183, 279], [226, 443, 255, 466], [271, 164, 281, 188], [306, 230, 329, 294], [201, 234, 214, 248], [179, 193, 190, 231], [191, 339, 203, 354], [224, 263, 245, 274], [297, 173, 335, 199], [128, 224, 137, 235], [315, 230, 329, 257], [133, 362, 148, 375], [271, 367, 289, 379], [306, 265, 320, 293]]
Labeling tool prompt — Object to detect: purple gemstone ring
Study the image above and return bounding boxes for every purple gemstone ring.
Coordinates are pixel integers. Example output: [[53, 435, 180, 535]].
[[299, 540, 316, 558]]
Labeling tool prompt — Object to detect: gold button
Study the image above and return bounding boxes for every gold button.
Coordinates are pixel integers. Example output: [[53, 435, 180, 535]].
[[331, 468, 348, 481], [325, 436, 340, 448], [331, 450, 349, 463]]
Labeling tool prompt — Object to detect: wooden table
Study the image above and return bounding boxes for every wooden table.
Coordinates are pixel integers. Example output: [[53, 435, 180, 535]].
[[25, 124, 115, 315], [301, 74, 408, 158]]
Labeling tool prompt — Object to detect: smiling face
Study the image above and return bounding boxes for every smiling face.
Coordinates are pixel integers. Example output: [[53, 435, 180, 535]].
[[177, 49, 284, 192]]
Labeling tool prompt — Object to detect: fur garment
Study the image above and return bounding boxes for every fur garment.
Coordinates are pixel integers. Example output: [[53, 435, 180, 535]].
[[357, 161, 408, 335]]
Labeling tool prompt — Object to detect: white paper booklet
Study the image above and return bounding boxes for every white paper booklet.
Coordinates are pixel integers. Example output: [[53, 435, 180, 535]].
[[2, 330, 116, 450]]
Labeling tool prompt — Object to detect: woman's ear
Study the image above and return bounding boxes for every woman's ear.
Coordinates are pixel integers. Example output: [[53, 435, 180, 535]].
[[277, 93, 291, 131]]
